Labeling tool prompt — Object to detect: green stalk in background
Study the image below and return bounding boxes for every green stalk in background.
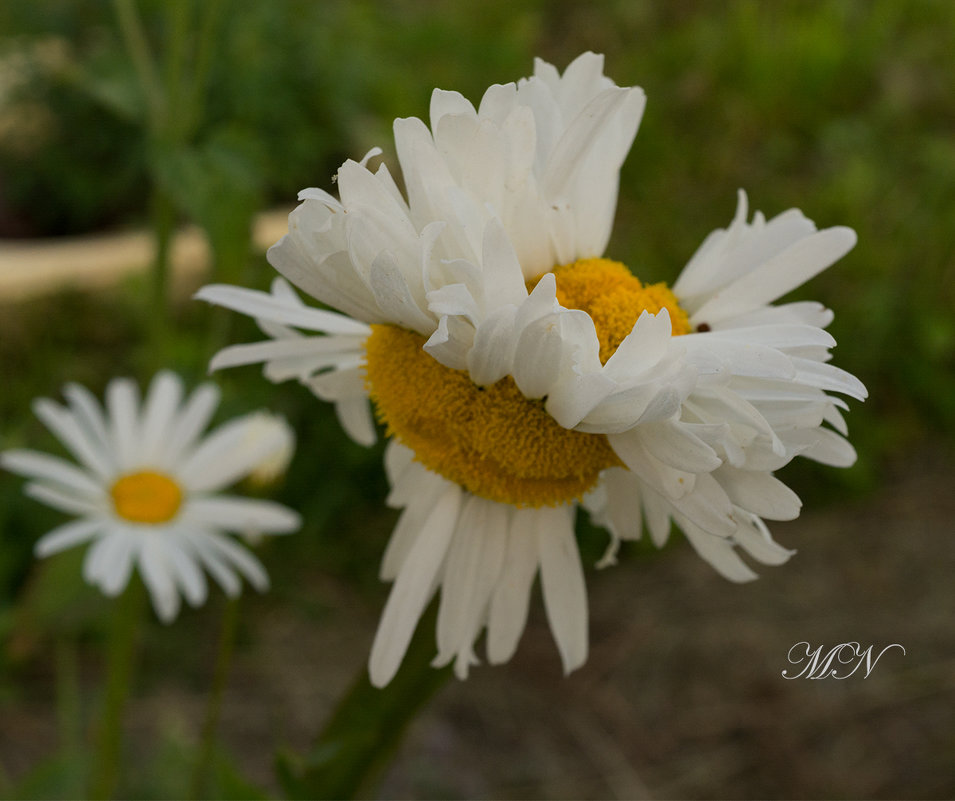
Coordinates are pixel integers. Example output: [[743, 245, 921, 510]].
[[188, 597, 241, 799], [87, 579, 146, 800], [110, 0, 255, 362], [110, 0, 173, 344]]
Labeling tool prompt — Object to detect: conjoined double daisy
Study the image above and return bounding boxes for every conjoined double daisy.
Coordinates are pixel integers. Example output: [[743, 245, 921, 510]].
[[1, 371, 301, 621], [197, 53, 866, 687]]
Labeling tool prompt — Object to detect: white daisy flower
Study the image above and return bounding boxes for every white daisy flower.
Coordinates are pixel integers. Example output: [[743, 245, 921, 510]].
[[1, 371, 301, 622], [197, 53, 865, 686]]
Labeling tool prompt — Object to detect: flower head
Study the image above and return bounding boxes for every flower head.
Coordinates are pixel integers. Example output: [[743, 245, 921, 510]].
[[197, 53, 865, 686], [1, 371, 301, 621]]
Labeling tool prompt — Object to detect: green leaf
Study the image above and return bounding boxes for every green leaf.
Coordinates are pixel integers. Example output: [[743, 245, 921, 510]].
[[69, 51, 148, 123]]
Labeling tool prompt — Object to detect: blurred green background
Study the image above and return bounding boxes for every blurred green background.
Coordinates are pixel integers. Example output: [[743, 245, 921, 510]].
[[0, 1, 953, 798]]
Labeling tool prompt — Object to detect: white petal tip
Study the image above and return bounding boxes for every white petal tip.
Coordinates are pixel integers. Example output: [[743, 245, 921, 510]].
[[368, 659, 397, 689]]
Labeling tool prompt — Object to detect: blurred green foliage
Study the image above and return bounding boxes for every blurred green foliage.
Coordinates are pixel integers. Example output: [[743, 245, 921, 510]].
[[1, 0, 953, 795]]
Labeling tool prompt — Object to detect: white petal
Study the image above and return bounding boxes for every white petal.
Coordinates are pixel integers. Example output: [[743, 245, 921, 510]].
[[334, 398, 377, 447], [603, 309, 672, 380], [159, 383, 221, 468], [1, 449, 104, 499], [165, 532, 208, 607], [541, 87, 633, 199], [784, 428, 857, 467], [682, 336, 797, 381], [203, 530, 270, 592], [423, 314, 472, 370], [381, 471, 448, 580], [691, 227, 857, 323], [435, 496, 508, 678], [25, 482, 104, 516], [732, 512, 794, 566], [544, 369, 616, 430], [369, 484, 462, 688], [106, 377, 141, 471], [642, 488, 673, 548], [637, 419, 722, 473], [62, 384, 114, 475], [208, 335, 367, 374], [367, 251, 435, 335], [578, 383, 661, 434], [669, 472, 737, 537], [34, 517, 102, 557], [703, 324, 835, 351], [139, 372, 184, 466], [195, 284, 371, 335], [268, 230, 384, 325], [511, 314, 564, 398], [681, 521, 758, 583], [608, 430, 696, 500], [537, 505, 588, 675], [486, 508, 540, 664], [98, 530, 137, 597], [599, 467, 644, 545], [480, 217, 529, 309], [32, 398, 113, 478], [183, 496, 301, 534], [192, 533, 242, 597], [426, 282, 481, 322], [465, 306, 519, 386], [791, 358, 868, 400], [307, 366, 367, 403], [138, 535, 181, 622], [83, 531, 119, 585], [715, 467, 802, 521]]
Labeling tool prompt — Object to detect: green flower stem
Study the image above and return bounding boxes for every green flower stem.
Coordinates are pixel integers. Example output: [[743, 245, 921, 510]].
[[149, 187, 176, 358], [88, 579, 146, 800], [161, 1, 190, 141], [111, 0, 164, 127], [186, 0, 228, 137], [55, 638, 82, 759], [278, 602, 453, 800], [189, 596, 240, 799]]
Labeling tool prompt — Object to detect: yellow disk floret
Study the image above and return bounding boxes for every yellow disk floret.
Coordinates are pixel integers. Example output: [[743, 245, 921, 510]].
[[110, 470, 183, 524], [365, 325, 623, 507], [366, 257, 691, 507], [545, 257, 692, 363]]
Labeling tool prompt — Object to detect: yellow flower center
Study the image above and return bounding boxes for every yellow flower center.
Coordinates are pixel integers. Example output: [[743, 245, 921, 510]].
[[547, 257, 692, 364], [364, 257, 691, 507], [110, 470, 183, 524]]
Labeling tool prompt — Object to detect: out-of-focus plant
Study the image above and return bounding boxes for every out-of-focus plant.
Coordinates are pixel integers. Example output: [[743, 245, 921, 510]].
[[97, 0, 264, 342]]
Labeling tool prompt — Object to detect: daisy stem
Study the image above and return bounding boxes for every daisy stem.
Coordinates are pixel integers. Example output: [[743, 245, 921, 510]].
[[277, 602, 452, 800], [149, 187, 176, 355], [188, 595, 240, 799], [87, 579, 146, 801]]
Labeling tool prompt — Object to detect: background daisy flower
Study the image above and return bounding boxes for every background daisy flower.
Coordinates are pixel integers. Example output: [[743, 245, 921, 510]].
[[197, 53, 864, 687], [1, 371, 301, 622]]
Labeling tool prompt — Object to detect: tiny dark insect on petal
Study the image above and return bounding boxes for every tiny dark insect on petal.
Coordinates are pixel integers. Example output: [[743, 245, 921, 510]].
[[696, 323, 711, 332]]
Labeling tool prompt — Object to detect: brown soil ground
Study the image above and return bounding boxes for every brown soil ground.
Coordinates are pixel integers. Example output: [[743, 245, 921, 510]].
[[3, 445, 954, 799]]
